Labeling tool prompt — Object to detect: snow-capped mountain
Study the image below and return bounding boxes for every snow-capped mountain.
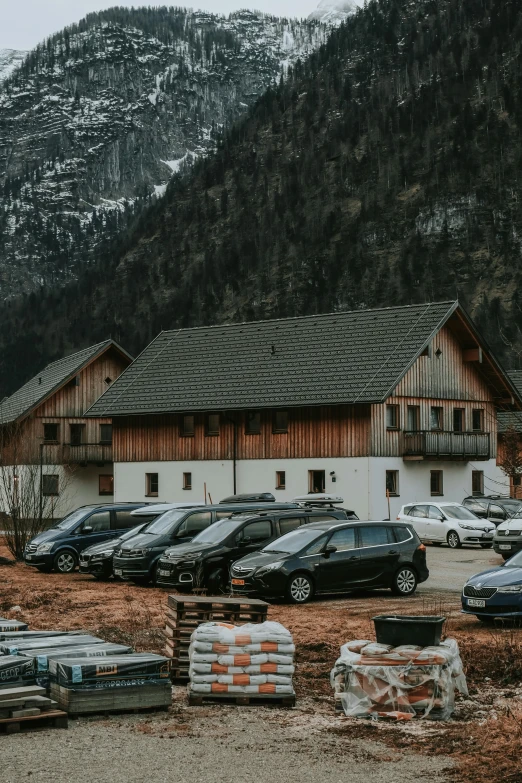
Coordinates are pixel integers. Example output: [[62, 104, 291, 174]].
[[0, 49, 26, 82], [308, 0, 360, 25], [0, 9, 327, 298]]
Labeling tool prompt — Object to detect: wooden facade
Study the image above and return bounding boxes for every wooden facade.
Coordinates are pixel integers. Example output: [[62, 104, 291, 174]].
[[2, 347, 130, 467], [112, 325, 501, 464]]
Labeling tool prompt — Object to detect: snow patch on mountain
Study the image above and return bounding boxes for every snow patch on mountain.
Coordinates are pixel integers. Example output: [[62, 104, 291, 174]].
[[308, 0, 361, 25], [0, 49, 27, 82]]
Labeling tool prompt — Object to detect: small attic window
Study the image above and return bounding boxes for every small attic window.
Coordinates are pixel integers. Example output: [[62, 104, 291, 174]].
[[38, 377, 42, 385], [105, 377, 112, 385], [435, 348, 442, 358]]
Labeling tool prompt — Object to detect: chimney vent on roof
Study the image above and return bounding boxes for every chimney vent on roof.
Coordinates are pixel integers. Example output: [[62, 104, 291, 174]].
[[271, 345, 276, 355], [38, 377, 42, 385]]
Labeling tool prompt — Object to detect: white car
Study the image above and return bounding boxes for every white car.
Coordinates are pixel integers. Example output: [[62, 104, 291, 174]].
[[397, 502, 495, 549]]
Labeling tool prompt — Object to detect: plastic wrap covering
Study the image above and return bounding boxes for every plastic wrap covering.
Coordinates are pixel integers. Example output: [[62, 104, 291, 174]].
[[0, 634, 104, 656], [21, 643, 134, 680], [331, 638, 468, 721], [0, 630, 84, 642], [0, 655, 35, 686], [0, 620, 28, 632], [51, 654, 170, 690], [189, 621, 295, 696]]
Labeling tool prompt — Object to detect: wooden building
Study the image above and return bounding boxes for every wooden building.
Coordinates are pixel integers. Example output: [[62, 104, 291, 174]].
[[0, 341, 132, 516], [86, 302, 521, 520]]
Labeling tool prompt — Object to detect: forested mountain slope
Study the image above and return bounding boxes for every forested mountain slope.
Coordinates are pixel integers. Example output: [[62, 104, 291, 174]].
[[1, 0, 522, 394], [0, 6, 326, 297]]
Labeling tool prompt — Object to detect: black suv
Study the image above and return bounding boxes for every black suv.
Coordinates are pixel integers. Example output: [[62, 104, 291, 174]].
[[112, 501, 301, 586], [462, 496, 522, 526], [230, 520, 429, 603], [155, 507, 353, 593]]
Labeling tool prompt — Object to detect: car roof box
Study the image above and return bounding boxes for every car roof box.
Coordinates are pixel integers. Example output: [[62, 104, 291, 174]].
[[293, 493, 344, 505], [219, 493, 276, 503], [131, 502, 205, 516]]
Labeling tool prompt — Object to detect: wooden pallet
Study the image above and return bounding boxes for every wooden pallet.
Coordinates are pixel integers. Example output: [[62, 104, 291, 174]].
[[50, 682, 172, 716], [187, 690, 295, 708], [0, 709, 68, 734], [165, 595, 268, 673]]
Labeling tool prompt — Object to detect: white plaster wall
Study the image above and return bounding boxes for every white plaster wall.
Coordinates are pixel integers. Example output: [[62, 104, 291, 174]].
[[114, 458, 371, 519], [0, 464, 114, 519], [368, 457, 509, 520]]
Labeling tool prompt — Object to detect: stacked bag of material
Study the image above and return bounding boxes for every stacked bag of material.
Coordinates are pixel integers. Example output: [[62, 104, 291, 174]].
[[331, 638, 468, 721], [189, 621, 295, 697]]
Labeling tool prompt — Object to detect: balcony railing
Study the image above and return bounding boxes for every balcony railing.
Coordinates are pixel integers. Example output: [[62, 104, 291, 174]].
[[61, 442, 113, 465], [402, 431, 491, 461]]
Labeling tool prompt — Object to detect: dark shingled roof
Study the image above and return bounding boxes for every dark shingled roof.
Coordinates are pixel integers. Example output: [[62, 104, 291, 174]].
[[498, 371, 522, 432], [86, 302, 460, 417], [0, 341, 131, 425]]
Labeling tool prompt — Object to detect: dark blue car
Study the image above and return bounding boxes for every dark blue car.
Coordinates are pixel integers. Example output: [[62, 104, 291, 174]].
[[461, 549, 522, 622], [24, 504, 161, 574]]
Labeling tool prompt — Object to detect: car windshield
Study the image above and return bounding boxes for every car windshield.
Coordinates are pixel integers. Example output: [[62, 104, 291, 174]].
[[142, 510, 186, 535], [500, 500, 522, 515], [504, 550, 522, 568], [443, 506, 479, 520], [191, 517, 243, 544], [54, 508, 94, 530], [263, 528, 325, 554]]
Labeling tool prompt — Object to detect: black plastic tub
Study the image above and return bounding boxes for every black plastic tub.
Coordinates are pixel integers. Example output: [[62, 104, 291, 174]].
[[372, 615, 446, 647]]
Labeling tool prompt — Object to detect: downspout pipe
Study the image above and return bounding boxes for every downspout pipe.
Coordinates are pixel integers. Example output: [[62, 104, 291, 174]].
[[224, 413, 238, 494]]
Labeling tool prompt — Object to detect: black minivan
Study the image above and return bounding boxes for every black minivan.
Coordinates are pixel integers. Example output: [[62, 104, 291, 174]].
[[230, 520, 429, 603], [24, 504, 159, 574], [155, 507, 353, 593], [112, 501, 302, 586]]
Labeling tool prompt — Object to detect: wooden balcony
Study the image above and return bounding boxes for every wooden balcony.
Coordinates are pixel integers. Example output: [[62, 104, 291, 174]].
[[402, 431, 491, 461], [61, 442, 113, 465]]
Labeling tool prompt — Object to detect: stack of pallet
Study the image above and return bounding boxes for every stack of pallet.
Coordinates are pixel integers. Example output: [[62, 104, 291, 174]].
[[188, 621, 296, 707], [49, 654, 172, 715], [0, 685, 67, 734], [165, 595, 269, 681], [331, 638, 468, 720], [0, 619, 28, 633]]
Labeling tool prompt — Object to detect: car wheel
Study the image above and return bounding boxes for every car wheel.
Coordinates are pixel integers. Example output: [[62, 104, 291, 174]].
[[391, 566, 417, 596], [286, 573, 314, 604], [53, 551, 77, 574], [207, 569, 227, 595], [447, 531, 462, 549], [480, 543, 493, 549]]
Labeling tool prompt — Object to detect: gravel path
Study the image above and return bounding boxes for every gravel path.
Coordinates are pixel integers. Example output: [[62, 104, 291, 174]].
[[4, 696, 452, 783]]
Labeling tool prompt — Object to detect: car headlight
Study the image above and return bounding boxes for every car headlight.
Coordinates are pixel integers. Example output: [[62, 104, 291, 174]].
[[36, 543, 53, 553], [91, 551, 113, 560], [130, 548, 150, 556], [179, 552, 200, 560], [256, 561, 284, 577], [458, 524, 476, 531], [497, 585, 522, 594]]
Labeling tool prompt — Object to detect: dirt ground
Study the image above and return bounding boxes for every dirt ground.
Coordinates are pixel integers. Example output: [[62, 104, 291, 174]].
[[1, 542, 521, 783]]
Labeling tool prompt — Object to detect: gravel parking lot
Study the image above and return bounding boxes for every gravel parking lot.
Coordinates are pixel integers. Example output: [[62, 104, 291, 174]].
[[3, 696, 453, 783], [418, 544, 501, 594]]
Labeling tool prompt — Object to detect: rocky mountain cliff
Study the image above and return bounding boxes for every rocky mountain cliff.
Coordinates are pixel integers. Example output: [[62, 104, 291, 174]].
[[1, 0, 522, 395], [0, 7, 327, 297], [0, 50, 27, 83], [308, 0, 361, 25]]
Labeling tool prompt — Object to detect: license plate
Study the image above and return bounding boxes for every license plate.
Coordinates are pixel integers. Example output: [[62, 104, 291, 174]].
[[467, 598, 486, 608], [25, 555, 32, 560], [114, 568, 123, 576], [499, 544, 512, 551], [79, 561, 88, 567], [231, 578, 245, 586], [158, 569, 170, 577]]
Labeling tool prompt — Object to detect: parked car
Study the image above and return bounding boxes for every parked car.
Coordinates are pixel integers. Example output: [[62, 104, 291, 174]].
[[462, 495, 522, 526], [113, 500, 302, 586], [461, 549, 522, 622], [493, 515, 522, 560], [155, 507, 354, 593], [397, 502, 495, 548], [230, 519, 428, 603], [78, 522, 150, 580], [24, 503, 159, 574]]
